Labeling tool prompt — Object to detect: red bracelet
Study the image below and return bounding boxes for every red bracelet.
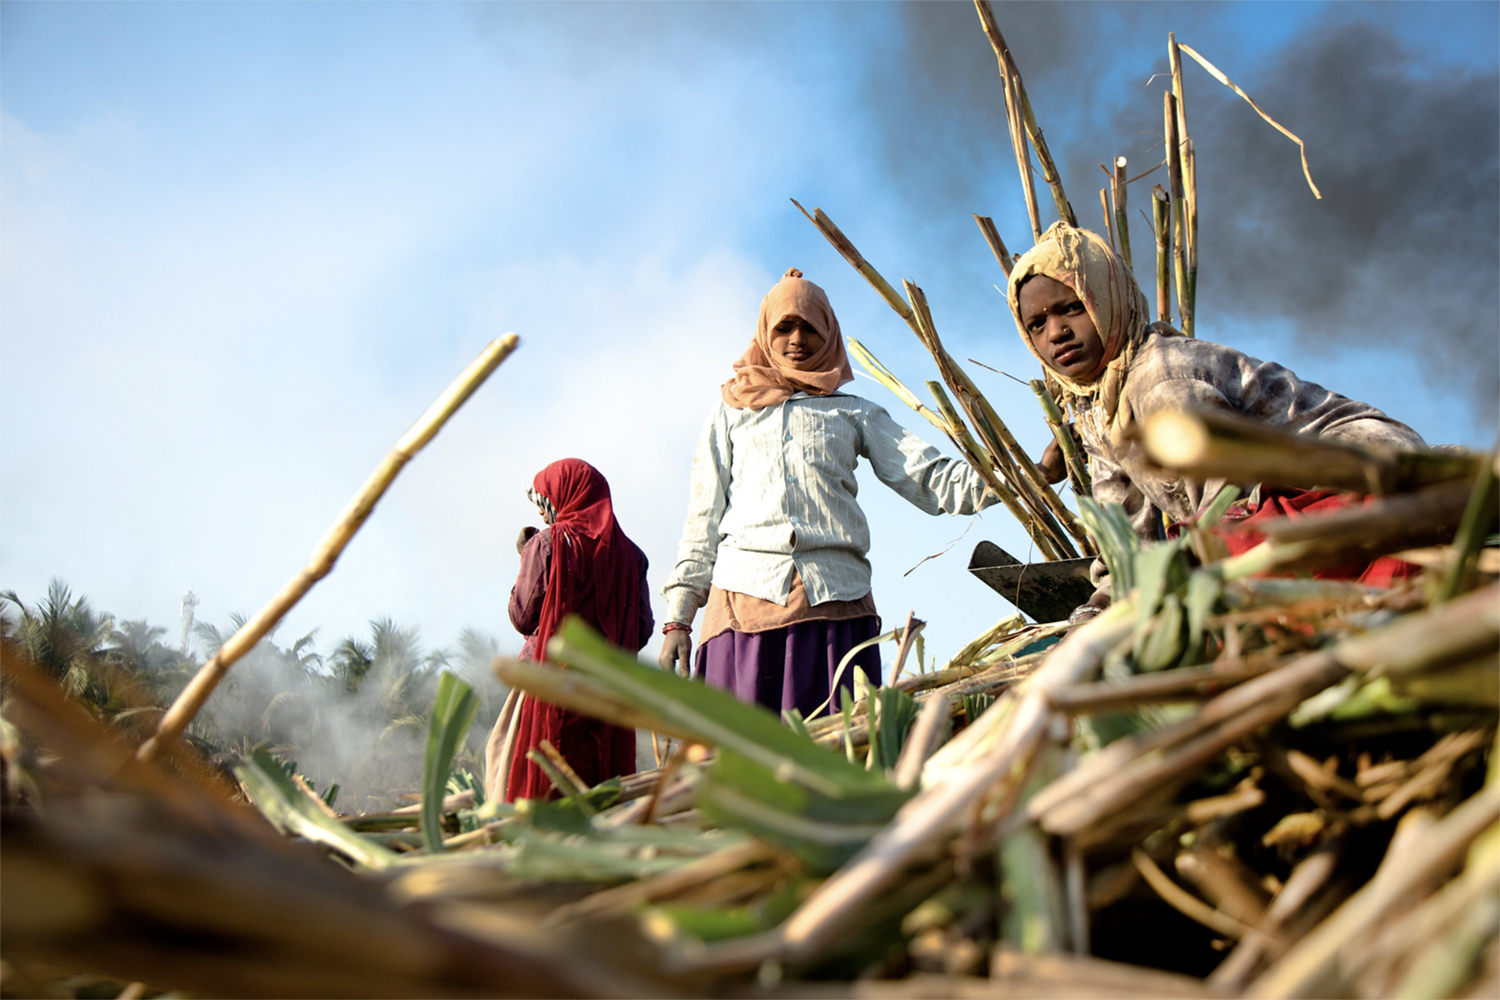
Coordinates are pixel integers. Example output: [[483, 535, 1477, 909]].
[[662, 622, 691, 635]]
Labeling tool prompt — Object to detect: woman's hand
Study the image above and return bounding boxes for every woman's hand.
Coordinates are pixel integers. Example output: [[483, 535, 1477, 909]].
[[658, 629, 693, 678], [1038, 422, 1082, 485], [1038, 438, 1068, 484], [1068, 590, 1112, 625]]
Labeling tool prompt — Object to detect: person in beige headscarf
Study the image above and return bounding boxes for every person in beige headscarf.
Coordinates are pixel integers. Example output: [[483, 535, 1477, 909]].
[[658, 268, 996, 714], [1008, 222, 1427, 620]]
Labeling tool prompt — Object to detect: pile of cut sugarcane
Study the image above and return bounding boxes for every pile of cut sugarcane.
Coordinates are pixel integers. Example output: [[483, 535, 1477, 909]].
[[3, 5, 1498, 998], [5, 426, 1496, 998]]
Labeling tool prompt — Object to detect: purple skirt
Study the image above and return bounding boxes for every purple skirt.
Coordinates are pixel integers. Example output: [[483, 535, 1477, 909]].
[[694, 616, 882, 717]]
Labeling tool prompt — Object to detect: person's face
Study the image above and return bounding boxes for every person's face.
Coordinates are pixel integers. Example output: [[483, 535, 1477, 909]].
[[527, 487, 556, 524], [1018, 275, 1105, 381], [768, 314, 826, 366]]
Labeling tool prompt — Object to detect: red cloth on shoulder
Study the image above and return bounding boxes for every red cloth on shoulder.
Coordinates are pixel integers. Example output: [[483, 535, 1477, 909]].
[[507, 459, 643, 803], [1215, 488, 1419, 587]]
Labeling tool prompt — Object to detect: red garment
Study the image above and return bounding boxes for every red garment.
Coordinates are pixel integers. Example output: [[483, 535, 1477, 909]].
[[506, 459, 648, 802], [1216, 488, 1420, 587]]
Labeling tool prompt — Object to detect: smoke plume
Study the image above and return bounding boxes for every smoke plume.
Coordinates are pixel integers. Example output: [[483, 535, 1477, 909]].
[[881, 3, 1498, 428]]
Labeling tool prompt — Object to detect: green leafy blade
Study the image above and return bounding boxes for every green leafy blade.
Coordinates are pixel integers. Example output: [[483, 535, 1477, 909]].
[[236, 747, 399, 871], [549, 618, 892, 799], [421, 672, 480, 854]]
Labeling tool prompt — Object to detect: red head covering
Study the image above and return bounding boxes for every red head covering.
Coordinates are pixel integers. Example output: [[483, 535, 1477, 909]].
[[531, 458, 641, 661], [720, 268, 855, 410]]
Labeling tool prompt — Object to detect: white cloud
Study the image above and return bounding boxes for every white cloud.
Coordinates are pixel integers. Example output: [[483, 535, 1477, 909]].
[[9, 1, 1479, 695]]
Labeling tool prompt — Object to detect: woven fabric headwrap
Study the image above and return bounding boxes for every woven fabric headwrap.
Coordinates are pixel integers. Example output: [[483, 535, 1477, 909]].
[[721, 268, 854, 410], [1007, 223, 1151, 432]]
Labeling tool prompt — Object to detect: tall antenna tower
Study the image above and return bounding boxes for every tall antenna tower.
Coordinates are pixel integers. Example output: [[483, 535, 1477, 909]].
[[179, 591, 200, 657]]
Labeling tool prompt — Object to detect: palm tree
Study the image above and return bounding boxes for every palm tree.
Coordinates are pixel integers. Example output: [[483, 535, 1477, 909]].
[[328, 636, 375, 694], [102, 618, 200, 742], [109, 619, 168, 666], [1, 580, 117, 705]]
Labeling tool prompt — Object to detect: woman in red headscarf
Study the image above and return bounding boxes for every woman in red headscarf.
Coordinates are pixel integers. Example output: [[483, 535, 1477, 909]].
[[488, 458, 652, 803]]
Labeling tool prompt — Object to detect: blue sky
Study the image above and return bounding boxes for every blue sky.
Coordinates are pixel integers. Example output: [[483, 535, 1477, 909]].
[[3, 1, 1496, 673]]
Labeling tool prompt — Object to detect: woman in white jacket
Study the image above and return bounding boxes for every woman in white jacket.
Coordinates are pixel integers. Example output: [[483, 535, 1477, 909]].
[[658, 268, 995, 715]]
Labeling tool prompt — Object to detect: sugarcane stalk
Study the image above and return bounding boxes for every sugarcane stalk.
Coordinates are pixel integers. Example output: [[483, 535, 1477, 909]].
[[1247, 782, 1500, 999], [1112, 156, 1132, 269], [1141, 406, 1485, 495], [1099, 187, 1113, 250], [888, 611, 923, 687], [526, 747, 592, 807], [1168, 32, 1194, 250], [987, 951, 1222, 999], [1033, 584, 1499, 838], [907, 283, 1081, 557], [791, 199, 915, 324], [847, 337, 957, 442], [904, 277, 1085, 550], [996, 40, 1042, 241], [1252, 479, 1478, 571], [1168, 36, 1199, 335], [1175, 841, 1275, 930], [1133, 848, 1260, 940], [546, 840, 775, 925], [1035, 650, 1349, 837], [1165, 90, 1192, 337], [537, 739, 590, 797], [892, 693, 951, 791], [137, 333, 521, 763], [1185, 137, 1199, 331], [974, 1, 1077, 230], [773, 601, 1137, 962], [928, 381, 1060, 560], [1045, 655, 1280, 713], [1374, 732, 1489, 821], [1152, 185, 1171, 323], [1209, 844, 1343, 990], [1064, 840, 1090, 955], [1434, 452, 1499, 603], [1355, 828, 1500, 996], [1030, 379, 1091, 496], [1331, 583, 1498, 678], [974, 214, 1013, 278], [968, 380, 1092, 552]]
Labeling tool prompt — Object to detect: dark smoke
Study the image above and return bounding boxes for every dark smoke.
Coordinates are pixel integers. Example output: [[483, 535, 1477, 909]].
[[882, 3, 1499, 428], [1190, 19, 1498, 424]]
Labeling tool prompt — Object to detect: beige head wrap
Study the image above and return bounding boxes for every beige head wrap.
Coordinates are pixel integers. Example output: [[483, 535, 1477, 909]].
[[721, 268, 854, 410], [1006, 223, 1152, 430]]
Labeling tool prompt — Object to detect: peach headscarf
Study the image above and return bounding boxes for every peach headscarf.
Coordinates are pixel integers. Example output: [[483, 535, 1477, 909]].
[[721, 268, 854, 410], [1006, 222, 1152, 431]]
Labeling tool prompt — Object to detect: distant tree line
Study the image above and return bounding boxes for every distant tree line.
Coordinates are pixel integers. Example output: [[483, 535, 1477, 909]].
[[1, 579, 507, 812]]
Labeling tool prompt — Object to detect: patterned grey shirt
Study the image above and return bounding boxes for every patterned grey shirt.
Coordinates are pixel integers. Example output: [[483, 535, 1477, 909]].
[[662, 392, 994, 625], [1078, 334, 1427, 588]]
